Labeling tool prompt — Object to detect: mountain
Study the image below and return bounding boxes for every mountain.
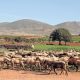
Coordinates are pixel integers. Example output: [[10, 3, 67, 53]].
[[0, 19, 80, 36], [0, 19, 54, 36], [54, 21, 80, 35]]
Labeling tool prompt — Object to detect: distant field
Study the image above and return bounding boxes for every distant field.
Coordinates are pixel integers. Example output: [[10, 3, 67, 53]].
[[34, 35, 80, 51], [34, 44, 80, 51], [0, 35, 80, 51], [72, 35, 80, 42], [0, 35, 80, 42]]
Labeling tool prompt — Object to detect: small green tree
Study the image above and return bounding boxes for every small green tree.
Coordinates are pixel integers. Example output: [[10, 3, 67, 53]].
[[49, 28, 72, 45], [14, 37, 26, 42]]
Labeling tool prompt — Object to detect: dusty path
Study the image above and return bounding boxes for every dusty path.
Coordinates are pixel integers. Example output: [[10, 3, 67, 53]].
[[0, 70, 80, 80]]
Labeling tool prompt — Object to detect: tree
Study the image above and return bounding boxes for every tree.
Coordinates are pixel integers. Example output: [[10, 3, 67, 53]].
[[49, 28, 72, 45], [14, 37, 26, 42], [78, 34, 80, 36]]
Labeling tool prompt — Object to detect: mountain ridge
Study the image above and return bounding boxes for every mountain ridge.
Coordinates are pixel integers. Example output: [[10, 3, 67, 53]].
[[0, 19, 80, 36], [54, 21, 80, 35]]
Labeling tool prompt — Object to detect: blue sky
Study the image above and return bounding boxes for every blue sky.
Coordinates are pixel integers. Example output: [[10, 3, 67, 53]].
[[0, 0, 80, 25]]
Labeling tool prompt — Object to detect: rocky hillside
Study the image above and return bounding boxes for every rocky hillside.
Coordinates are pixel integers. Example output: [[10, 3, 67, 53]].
[[54, 21, 80, 35], [0, 19, 80, 36], [0, 19, 54, 36]]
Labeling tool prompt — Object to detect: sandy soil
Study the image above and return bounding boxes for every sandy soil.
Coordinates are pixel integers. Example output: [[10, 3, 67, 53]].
[[0, 70, 80, 80]]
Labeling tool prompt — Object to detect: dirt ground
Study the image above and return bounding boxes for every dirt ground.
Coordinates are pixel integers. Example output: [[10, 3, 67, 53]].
[[0, 70, 80, 80], [44, 41, 80, 46]]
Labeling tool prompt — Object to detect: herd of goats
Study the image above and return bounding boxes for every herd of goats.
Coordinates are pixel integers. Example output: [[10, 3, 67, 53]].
[[0, 49, 80, 75]]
